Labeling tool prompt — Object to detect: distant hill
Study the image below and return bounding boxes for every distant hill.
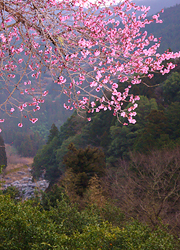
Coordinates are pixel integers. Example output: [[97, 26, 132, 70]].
[[145, 4, 180, 53], [111, 2, 180, 53]]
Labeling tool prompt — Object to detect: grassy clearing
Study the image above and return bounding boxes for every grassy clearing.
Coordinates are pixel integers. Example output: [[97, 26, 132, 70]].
[[4, 165, 29, 175], [5, 144, 33, 168], [2, 144, 34, 183]]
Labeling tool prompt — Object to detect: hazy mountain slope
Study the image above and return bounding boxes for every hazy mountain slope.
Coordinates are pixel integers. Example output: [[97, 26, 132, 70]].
[[145, 4, 180, 53]]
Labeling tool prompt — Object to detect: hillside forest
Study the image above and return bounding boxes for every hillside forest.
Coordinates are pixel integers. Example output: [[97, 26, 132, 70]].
[[0, 2, 180, 249]]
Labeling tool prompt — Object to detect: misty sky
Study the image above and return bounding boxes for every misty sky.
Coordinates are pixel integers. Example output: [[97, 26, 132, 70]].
[[74, 0, 180, 14], [56, 0, 180, 15], [134, 0, 180, 14]]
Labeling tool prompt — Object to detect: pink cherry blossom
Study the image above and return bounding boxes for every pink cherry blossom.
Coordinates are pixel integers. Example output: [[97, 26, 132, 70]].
[[18, 59, 23, 64], [42, 91, 49, 96], [0, 0, 179, 127], [10, 108, 15, 112], [29, 118, 38, 123], [18, 123, 23, 127], [94, 50, 100, 56]]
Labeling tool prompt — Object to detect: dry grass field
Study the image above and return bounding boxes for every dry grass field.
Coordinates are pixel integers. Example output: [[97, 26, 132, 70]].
[[2, 144, 34, 184]]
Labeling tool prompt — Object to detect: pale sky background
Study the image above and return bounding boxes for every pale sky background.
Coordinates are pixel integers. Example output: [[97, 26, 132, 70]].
[[79, 0, 180, 14], [134, 0, 180, 15], [57, 0, 180, 14]]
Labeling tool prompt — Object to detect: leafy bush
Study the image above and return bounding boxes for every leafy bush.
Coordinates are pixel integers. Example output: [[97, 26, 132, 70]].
[[0, 194, 179, 250]]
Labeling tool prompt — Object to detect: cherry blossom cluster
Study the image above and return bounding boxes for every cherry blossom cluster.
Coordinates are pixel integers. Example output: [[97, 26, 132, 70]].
[[0, 0, 180, 131]]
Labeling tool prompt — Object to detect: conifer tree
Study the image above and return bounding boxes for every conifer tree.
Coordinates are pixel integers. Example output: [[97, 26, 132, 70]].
[[0, 135, 7, 168], [47, 124, 59, 144], [63, 143, 106, 196]]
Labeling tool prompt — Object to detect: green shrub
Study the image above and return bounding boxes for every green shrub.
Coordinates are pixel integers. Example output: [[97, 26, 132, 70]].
[[0, 195, 179, 250]]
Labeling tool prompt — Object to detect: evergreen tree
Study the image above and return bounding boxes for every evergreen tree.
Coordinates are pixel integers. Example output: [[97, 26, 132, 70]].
[[134, 110, 169, 153], [63, 143, 106, 196], [47, 123, 59, 143], [162, 72, 180, 104], [0, 135, 7, 168]]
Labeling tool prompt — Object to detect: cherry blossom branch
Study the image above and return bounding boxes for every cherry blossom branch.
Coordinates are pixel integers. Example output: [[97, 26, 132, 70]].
[[0, 0, 179, 130]]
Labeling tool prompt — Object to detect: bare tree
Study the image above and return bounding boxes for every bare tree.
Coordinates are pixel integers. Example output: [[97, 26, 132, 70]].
[[106, 148, 180, 234]]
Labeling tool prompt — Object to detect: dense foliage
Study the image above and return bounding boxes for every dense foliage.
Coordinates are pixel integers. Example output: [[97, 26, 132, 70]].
[[32, 60, 180, 179], [31, 59, 180, 237], [0, 192, 179, 250]]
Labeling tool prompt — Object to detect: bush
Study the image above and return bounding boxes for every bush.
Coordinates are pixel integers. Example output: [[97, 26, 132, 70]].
[[0, 194, 179, 250]]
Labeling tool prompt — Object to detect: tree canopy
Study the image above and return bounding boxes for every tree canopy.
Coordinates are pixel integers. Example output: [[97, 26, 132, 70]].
[[0, 0, 180, 132]]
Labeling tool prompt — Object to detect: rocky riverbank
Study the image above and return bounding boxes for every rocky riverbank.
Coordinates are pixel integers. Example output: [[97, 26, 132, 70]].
[[2, 170, 49, 199], [1, 146, 49, 199]]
